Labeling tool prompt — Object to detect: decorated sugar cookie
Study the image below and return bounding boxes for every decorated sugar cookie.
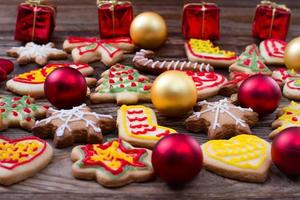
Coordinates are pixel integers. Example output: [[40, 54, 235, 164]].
[[270, 101, 300, 138], [117, 105, 177, 148], [186, 71, 227, 100], [185, 39, 237, 67], [32, 104, 115, 148], [90, 64, 152, 105], [202, 134, 271, 183], [71, 139, 154, 187], [0, 136, 53, 185], [6, 63, 96, 98], [132, 49, 213, 74], [0, 96, 47, 131], [6, 42, 68, 66], [219, 72, 251, 96], [184, 98, 258, 139], [229, 44, 271, 75], [259, 39, 286, 65]]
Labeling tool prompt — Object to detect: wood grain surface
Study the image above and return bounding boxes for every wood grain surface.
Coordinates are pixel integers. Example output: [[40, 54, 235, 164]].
[[0, 0, 300, 199]]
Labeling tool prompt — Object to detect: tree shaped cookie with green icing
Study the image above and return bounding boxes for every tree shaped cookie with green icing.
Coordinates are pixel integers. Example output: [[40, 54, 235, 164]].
[[0, 96, 48, 131], [90, 64, 152, 105], [229, 44, 271, 75]]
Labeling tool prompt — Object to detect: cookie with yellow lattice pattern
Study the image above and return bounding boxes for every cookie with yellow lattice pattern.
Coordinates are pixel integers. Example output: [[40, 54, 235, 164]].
[[202, 134, 271, 183]]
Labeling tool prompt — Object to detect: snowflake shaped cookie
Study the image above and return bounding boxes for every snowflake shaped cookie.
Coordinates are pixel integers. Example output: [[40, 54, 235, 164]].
[[32, 104, 115, 148], [7, 42, 68, 66], [184, 98, 258, 139]]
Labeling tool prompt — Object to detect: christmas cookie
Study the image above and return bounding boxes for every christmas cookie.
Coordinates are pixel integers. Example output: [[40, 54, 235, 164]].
[[71, 139, 154, 187], [0, 136, 53, 185], [229, 44, 271, 75], [202, 134, 271, 183], [272, 68, 300, 86], [32, 104, 115, 148], [219, 72, 251, 96], [186, 71, 227, 100], [133, 49, 213, 74], [117, 105, 177, 149], [259, 39, 286, 65], [6, 63, 96, 98], [184, 98, 258, 139], [0, 96, 47, 131], [90, 64, 152, 105], [185, 39, 237, 67], [6, 42, 68, 66], [270, 101, 300, 138], [283, 79, 300, 100]]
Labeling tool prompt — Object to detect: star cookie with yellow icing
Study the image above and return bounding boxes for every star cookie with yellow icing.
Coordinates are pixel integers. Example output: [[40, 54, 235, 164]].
[[71, 138, 154, 187], [270, 101, 300, 138], [6, 63, 96, 98], [184, 98, 258, 139], [0, 136, 53, 185], [117, 105, 177, 149], [202, 134, 271, 183], [185, 38, 237, 67]]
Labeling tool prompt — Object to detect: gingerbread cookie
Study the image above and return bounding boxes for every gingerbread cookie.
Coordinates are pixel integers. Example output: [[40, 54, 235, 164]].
[[6, 42, 68, 66], [259, 39, 286, 65], [219, 72, 251, 96], [184, 98, 258, 139], [71, 139, 154, 187], [0, 96, 47, 131], [132, 49, 213, 74], [186, 71, 227, 100], [202, 134, 271, 183], [32, 104, 115, 148], [6, 63, 96, 98], [90, 64, 152, 105], [229, 44, 271, 75], [0, 136, 53, 185], [117, 105, 177, 149], [185, 39, 237, 67]]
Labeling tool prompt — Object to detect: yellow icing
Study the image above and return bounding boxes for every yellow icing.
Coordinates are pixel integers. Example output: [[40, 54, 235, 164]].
[[275, 101, 300, 132], [15, 65, 58, 83], [203, 135, 268, 169], [120, 105, 176, 140], [189, 39, 236, 57]]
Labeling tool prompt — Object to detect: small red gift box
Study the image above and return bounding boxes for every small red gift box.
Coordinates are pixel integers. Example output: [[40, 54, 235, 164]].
[[182, 2, 220, 40], [252, 1, 291, 40], [97, 0, 133, 39], [14, 0, 56, 43]]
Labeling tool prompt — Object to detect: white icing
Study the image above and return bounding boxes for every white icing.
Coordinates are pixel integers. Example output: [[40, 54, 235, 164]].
[[152, 61, 159, 68], [173, 60, 180, 70], [180, 61, 186, 70], [160, 61, 166, 68]]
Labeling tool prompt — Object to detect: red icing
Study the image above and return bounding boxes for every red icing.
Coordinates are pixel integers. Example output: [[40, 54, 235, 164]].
[[286, 80, 300, 90], [186, 71, 226, 90], [67, 36, 98, 43], [223, 72, 251, 87], [263, 39, 286, 58]]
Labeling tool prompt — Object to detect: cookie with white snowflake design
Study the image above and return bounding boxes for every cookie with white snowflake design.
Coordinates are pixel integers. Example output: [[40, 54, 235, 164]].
[[0, 96, 48, 131], [32, 104, 115, 148], [259, 39, 286, 65], [184, 98, 258, 139], [6, 42, 68, 66]]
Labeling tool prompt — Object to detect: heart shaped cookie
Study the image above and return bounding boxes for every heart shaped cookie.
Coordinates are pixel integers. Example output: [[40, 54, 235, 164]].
[[0, 136, 53, 185], [202, 134, 271, 182]]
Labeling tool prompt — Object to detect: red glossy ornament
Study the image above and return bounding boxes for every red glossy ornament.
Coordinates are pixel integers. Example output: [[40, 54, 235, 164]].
[[0, 59, 14, 74], [152, 134, 203, 184], [238, 74, 281, 116], [44, 67, 87, 109], [272, 127, 300, 176]]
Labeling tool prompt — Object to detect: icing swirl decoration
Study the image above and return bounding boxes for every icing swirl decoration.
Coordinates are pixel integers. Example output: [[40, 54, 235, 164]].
[[262, 39, 286, 58], [186, 71, 226, 91]]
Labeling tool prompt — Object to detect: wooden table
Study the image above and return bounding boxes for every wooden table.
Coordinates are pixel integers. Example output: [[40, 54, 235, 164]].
[[1, 0, 300, 199]]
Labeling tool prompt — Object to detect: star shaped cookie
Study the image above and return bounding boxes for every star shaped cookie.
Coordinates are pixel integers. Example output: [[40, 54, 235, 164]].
[[0, 95, 48, 131], [184, 98, 258, 139], [32, 104, 115, 148], [71, 138, 154, 187], [7, 42, 68, 66]]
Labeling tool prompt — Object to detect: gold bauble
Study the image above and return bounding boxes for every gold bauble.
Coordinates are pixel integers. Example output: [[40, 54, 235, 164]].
[[285, 37, 300, 71], [151, 71, 197, 116], [130, 12, 168, 49]]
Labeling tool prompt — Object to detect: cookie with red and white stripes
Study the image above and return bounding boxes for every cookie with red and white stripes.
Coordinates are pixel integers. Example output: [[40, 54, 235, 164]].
[[259, 39, 286, 65]]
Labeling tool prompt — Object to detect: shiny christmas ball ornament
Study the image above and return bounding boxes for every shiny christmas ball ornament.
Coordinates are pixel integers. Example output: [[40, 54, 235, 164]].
[[284, 37, 300, 71], [238, 74, 281, 116], [152, 134, 203, 184], [272, 127, 300, 176], [44, 67, 87, 109], [151, 71, 197, 116], [130, 12, 168, 49]]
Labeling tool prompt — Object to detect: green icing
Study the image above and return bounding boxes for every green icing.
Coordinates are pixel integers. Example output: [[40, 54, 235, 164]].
[[236, 51, 270, 73]]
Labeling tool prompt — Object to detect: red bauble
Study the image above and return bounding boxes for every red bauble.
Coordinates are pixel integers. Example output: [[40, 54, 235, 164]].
[[152, 134, 203, 184], [44, 67, 87, 109], [238, 74, 281, 116], [272, 127, 300, 176], [0, 59, 14, 74]]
